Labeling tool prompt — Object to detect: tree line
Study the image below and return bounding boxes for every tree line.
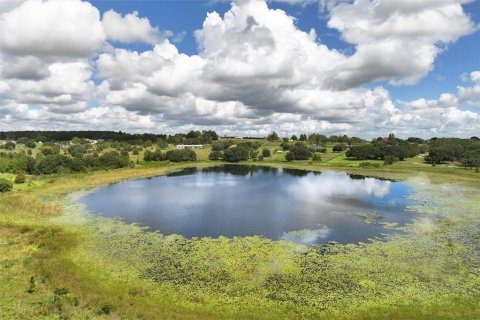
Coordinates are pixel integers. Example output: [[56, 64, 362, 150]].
[[346, 135, 427, 164], [0, 130, 219, 145], [0, 150, 129, 175], [426, 137, 480, 168]]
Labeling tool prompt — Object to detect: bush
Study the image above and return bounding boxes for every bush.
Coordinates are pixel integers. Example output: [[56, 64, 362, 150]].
[[289, 142, 311, 160], [3, 141, 16, 150], [286, 152, 295, 161], [0, 178, 13, 192], [262, 148, 271, 157], [165, 149, 197, 162], [99, 151, 129, 169], [384, 155, 399, 165], [36, 154, 72, 174], [312, 153, 322, 162], [223, 147, 249, 162], [208, 150, 223, 160], [332, 144, 346, 152], [25, 140, 36, 148], [40, 145, 59, 156], [14, 173, 26, 184], [68, 144, 87, 157]]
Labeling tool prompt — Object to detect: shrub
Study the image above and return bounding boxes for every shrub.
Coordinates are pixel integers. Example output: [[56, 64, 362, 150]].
[[209, 150, 223, 160], [332, 144, 346, 152], [36, 154, 72, 174], [223, 147, 249, 162], [144, 150, 165, 161], [165, 149, 197, 162], [312, 153, 322, 161], [68, 144, 87, 157], [39, 145, 59, 155], [262, 148, 271, 157], [384, 155, 399, 165], [286, 152, 295, 161], [0, 178, 13, 192], [2, 141, 16, 150], [289, 142, 311, 160], [25, 140, 36, 148], [99, 151, 129, 169], [14, 173, 26, 184]]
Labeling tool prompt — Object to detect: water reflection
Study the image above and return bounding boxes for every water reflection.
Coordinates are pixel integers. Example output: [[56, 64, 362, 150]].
[[287, 172, 392, 201], [79, 165, 415, 245], [281, 227, 330, 245]]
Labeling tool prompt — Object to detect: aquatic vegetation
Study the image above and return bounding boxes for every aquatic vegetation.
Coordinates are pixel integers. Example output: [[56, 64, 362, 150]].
[[353, 212, 382, 224]]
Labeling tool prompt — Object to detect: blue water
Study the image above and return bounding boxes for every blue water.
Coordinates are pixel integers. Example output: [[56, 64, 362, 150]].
[[79, 165, 415, 245]]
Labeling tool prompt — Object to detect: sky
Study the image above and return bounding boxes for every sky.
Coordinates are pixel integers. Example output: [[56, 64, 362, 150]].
[[0, 0, 479, 138]]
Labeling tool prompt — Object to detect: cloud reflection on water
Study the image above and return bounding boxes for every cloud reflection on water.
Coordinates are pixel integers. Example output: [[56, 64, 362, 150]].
[[287, 172, 391, 202], [281, 227, 330, 245]]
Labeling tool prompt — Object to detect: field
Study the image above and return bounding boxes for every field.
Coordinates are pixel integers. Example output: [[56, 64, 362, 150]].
[[0, 146, 479, 319]]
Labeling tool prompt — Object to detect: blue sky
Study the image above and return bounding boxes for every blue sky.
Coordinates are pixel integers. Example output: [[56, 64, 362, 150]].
[[1, 0, 479, 137], [88, 0, 480, 102]]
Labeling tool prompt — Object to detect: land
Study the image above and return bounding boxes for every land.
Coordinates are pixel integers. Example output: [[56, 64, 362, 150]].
[[0, 136, 479, 319]]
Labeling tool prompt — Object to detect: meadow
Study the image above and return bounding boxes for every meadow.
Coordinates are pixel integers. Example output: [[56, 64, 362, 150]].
[[0, 140, 479, 319]]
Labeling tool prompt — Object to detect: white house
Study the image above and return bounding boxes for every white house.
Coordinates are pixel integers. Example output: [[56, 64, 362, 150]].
[[176, 144, 203, 149]]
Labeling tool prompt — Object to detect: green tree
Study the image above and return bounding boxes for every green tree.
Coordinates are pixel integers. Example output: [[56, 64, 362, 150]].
[[223, 148, 249, 162], [289, 142, 311, 160], [266, 132, 279, 141]]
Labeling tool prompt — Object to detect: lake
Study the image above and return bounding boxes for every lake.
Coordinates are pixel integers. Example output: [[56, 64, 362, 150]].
[[79, 165, 416, 245]]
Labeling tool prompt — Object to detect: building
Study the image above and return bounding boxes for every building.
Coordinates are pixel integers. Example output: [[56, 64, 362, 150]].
[[176, 144, 203, 149]]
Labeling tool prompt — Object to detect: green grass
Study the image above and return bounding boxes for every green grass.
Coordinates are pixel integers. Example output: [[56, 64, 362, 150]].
[[0, 158, 479, 319]]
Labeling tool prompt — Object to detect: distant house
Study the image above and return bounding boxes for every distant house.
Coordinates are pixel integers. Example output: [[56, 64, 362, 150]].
[[311, 145, 326, 152], [176, 144, 203, 149]]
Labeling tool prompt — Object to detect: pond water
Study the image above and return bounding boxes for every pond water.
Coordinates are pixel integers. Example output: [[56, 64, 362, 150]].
[[79, 165, 416, 245]]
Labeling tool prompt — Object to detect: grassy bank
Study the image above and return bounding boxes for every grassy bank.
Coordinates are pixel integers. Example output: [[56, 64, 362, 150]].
[[1, 160, 479, 319]]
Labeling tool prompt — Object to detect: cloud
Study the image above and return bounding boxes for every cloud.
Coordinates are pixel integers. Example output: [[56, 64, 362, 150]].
[[102, 10, 166, 45], [458, 71, 480, 105], [0, 0, 479, 138], [0, 0, 105, 58], [327, 0, 476, 88]]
